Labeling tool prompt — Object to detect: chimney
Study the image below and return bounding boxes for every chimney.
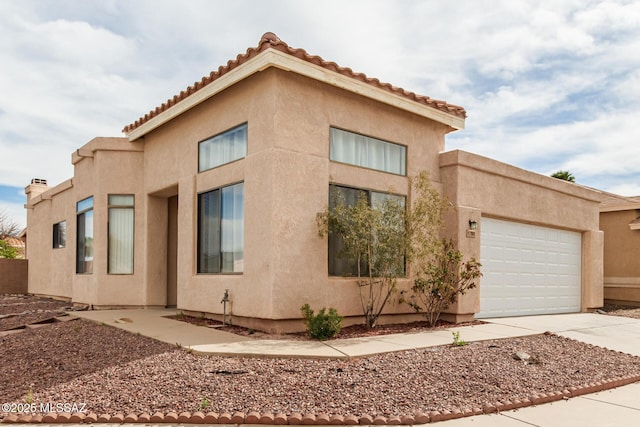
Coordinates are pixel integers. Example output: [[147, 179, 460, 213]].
[[25, 178, 48, 201]]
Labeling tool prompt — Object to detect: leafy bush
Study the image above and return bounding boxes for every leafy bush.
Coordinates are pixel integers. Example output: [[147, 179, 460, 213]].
[[300, 304, 343, 340]]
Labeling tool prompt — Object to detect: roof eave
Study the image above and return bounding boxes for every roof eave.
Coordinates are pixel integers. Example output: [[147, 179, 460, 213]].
[[125, 49, 465, 141]]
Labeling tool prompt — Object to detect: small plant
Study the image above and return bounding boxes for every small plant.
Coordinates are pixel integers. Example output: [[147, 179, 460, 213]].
[[300, 304, 343, 340], [25, 384, 33, 404], [451, 331, 466, 347], [200, 398, 210, 410]]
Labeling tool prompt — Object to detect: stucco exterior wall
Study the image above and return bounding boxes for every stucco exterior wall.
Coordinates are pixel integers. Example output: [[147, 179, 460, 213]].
[[440, 150, 604, 318], [137, 68, 450, 330], [600, 209, 640, 305]]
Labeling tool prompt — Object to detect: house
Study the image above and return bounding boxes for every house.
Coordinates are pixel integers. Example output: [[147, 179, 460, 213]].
[[24, 33, 604, 332], [598, 192, 640, 306]]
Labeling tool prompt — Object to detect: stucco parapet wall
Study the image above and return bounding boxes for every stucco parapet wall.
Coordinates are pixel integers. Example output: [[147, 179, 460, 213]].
[[71, 136, 141, 165], [124, 33, 465, 141], [24, 179, 73, 209], [440, 150, 602, 203]]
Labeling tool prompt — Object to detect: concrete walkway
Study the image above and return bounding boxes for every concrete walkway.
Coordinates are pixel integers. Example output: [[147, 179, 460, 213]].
[[69, 309, 640, 425]]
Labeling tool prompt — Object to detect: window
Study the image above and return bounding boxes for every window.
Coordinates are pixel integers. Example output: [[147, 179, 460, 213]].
[[108, 195, 134, 274], [330, 127, 406, 175], [53, 221, 66, 248], [198, 182, 244, 273], [199, 124, 247, 172], [328, 185, 406, 276], [76, 197, 94, 274]]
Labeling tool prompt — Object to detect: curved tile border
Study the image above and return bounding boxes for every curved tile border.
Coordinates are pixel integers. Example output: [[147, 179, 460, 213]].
[[3, 374, 640, 425]]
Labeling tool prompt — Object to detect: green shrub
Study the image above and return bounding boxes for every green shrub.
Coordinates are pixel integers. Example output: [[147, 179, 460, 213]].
[[300, 304, 343, 340]]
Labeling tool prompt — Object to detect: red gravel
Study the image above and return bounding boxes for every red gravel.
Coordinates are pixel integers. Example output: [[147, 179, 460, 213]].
[[2, 295, 640, 420]]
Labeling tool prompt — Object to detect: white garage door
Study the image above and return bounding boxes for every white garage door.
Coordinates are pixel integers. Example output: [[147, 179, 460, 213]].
[[478, 218, 581, 318]]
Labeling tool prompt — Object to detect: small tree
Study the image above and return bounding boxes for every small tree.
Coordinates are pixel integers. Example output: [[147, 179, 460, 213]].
[[406, 239, 481, 326], [0, 239, 18, 259], [551, 170, 575, 182], [404, 172, 482, 327], [317, 188, 408, 329], [0, 208, 21, 239]]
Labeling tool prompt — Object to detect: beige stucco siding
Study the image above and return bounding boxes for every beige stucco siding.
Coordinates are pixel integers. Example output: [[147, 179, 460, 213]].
[[440, 150, 604, 316]]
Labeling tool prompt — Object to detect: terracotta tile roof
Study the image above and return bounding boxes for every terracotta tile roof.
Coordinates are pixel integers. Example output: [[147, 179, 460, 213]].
[[123, 32, 466, 134]]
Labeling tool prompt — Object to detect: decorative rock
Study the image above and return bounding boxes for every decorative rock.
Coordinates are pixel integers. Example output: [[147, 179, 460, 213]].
[[245, 412, 261, 424], [359, 414, 373, 425], [123, 413, 137, 423], [218, 412, 233, 423], [150, 412, 164, 423], [288, 412, 303, 425], [165, 412, 179, 423], [302, 413, 316, 424], [191, 412, 205, 423], [203, 412, 219, 424], [274, 413, 289, 425]]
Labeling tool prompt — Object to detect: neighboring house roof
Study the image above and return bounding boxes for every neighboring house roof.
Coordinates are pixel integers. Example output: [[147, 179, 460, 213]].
[[598, 190, 640, 212], [123, 32, 466, 140]]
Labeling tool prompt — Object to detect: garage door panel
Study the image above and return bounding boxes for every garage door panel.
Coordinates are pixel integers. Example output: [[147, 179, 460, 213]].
[[479, 218, 581, 318]]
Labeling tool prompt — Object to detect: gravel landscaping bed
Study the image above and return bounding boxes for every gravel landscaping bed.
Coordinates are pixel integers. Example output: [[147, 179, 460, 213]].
[[3, 295, 640, 422], [0, 295, 70, 331]]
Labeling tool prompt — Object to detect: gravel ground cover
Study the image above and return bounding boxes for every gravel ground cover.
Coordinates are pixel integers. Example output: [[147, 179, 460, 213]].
[[0, 295, 70, 331], [602, 303, 640, 319], [2, 295, 640, 420]]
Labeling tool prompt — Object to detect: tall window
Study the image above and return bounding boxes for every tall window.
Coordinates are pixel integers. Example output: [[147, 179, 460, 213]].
[[328, 185, 406, 276], [199, 123, 247, 172], [330, 127, 407, 175], [76, 197, 94, 274], [53, 221, 66, 249], [108, 195, 134, 274], [198, 182, 244, 273]]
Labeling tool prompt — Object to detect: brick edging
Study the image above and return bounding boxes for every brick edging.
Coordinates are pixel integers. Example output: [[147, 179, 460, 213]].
[[4, 374, 640, 425], [3, 333, 640, 425]]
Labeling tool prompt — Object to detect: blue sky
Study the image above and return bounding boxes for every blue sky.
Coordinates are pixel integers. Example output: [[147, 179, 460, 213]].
[[1, 0, 639, 229]]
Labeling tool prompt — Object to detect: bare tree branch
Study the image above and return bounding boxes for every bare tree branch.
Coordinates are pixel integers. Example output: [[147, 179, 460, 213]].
[[0, 208, 21, 239]]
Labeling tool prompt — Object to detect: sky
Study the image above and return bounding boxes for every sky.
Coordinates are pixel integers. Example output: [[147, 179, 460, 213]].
[[1, 0, 639, 229]]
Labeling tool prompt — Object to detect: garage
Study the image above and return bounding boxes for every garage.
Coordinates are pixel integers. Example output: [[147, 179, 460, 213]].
[[478, 217, 582, 318]]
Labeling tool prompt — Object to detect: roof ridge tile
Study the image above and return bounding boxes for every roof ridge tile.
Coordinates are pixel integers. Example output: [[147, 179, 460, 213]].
[[123, 32, 466, 134]]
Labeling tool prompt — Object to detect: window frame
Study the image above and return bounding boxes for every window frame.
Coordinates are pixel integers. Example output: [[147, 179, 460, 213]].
[[329, 127, 407, 176], [76, 196, 94, 274], [52, 221, 66, 249], [107, 194, 135, 275], [198, 123, 248, 173], [197, 181, 244, 275], [328, 184, 407, 277]]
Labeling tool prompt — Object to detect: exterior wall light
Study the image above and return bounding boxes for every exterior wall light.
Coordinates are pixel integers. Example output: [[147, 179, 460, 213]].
[[469, 219, 478, 230]]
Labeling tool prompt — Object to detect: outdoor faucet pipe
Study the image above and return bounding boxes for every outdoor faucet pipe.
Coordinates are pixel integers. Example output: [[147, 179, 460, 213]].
[[220, 289, 229, 326]]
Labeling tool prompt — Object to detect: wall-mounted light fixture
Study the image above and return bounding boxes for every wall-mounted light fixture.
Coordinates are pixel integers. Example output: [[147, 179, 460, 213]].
[[469, 219, 478, 230]]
